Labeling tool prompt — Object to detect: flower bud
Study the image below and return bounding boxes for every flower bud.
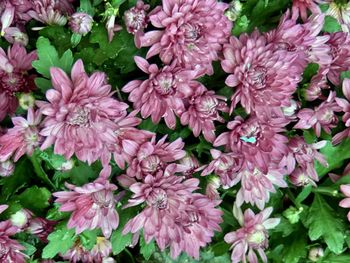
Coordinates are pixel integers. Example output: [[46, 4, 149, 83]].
[[19, 93, 35, 110], [283, 206, 303, 224], [308, 247, 324, 262], [10, 209, 32, 228], [0, 160, 14, 177], [225, 0, 242, 21], [69, 12, 93, 35]]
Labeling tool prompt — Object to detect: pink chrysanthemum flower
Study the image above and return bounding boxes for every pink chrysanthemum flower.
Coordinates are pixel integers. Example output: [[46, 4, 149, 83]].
[[333, 78, 350, 144], [267, 12, 331, 69], [140, 0, 232, 75], [126, 135, 186, 179], [214, 115, 288, 174], [27, 217, 56, 242], [326, 32, 350, 86], [339, 184, 350, 221], [292, 0, 328, 21], [3, 27, 29, 46], [201, 149, 243, 188], [53, 166, 119, 238], [179, 154, 200, 177], [283, 136, 328, 182], [38, 59, 129, 166], [124, 0, 150, 48], [69, 12, 93, 35], [221, 30, 301, 114], [61, 239, 94, 263], [91, 237, 113, 262], [305, 68, 329, 101], [236, 166, 287, 210], [289, 167, 318, 186], [0, 43, 37, 120], [0, 108, 42, 162], [225, 206, 280, 263], [294, 91, 342, 137], [123, 169, 222, 259], [123, 56, 199, 129], [180, 83, 228, 142], [0, 205, 26, 263]]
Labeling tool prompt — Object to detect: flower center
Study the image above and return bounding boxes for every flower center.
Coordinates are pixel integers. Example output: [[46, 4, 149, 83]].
[[154, 73, 174, 95], [24, 127, 40, 147], [195, 95, 219, 116], [67, 107, 90, 127], [92, 191, 113, 209], [247, 229, 266, 245], [140, 155, 162, 173], [149, 189, 168, 210], [240, 122, 260, 144], [249, 66, 267, 88], [183, 23, 202, 41], [125, 8, 147, 33]]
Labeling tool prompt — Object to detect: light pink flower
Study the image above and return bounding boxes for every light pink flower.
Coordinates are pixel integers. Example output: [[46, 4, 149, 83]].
[[305, 68, 329, 101], [69, 12, 93, 35], [225, 206, 280, 263], [91, 237, 113, 262], [333, 78, 350, 144], [0, 0, 33, 34], [283, 136, 328, 182], [289, 167, 318, 186], [38, 59, 129, 166], [124, 0, 150, 48], [3, 27, 28, 45], [126, 135, 186, 179], [0, 43, 37, 120], [326, 32, 350, 86], [0, 205, 26, 262], [221, 30, 301, 114], [201, 149, 243, 188], [123, 56, 198, 129], [140, 0, 232, 75], [180, 83, 228, 142], [53, 166, 119, 238], [339, 184, 350, 221], [105, 14, 122, 43], [236, 166, 287, 210], [179, 154, 200, 177], [267, 12, 331, 69], [214, 115, 288, 174], [28, 216, 56, 242], [0, 108, 42, 162], [61, 240, 94, 263], [292, 0, 328, 21], [123, 169, 222, 259], [294, 91, 342, 137], [0, 160, 14, 177]]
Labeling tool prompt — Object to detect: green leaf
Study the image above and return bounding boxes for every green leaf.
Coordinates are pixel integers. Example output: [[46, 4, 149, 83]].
[[323, 16, 342, 33], [295, 185, 312, 205], [306, 194, 345, 254], [38, 148, 67, 170], [211, 241, 231, 257], [18, 186, 51, 215], [46, 204, 70, 221], [71, 33, 82, 47], [320, 253, 350, 263], [80, 229, 98, 250], [140, 235, 156, 260], [79, 0, 95, 16], [341, 70, 350, 81], [42, 225, 76, 258], [19, 241, 37, 257], [59, 49, 74, 73], [138, 118, 158, 132], [282, 224, 308, 263], [111, 207, 138, 255], [34, 78, 52, 93]]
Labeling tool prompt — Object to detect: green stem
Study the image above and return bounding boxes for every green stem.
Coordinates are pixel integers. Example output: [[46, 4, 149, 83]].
[[286, 188, 300, 208], [312, 187, 342, 198]]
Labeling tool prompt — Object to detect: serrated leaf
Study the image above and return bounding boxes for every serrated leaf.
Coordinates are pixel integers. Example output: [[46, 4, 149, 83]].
[[140, 235, 156, 260], [79, 0, 95, 16], [80, 229, 98, 250], [18, 186, 51, 215], [320, 253, 350, 263], [306, 194, 345, 254], [282, 224, 308, 263], [323, 16, 342, 33], [59, 49, 74, 73], [34, 77, 52, 94], [42, 226, 76, 258]]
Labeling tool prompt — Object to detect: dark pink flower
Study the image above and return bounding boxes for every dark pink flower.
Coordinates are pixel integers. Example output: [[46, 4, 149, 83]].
[[283, 136, 328, 182], [221, 30, 301, 114], [236, 166, 287, 209], [53, 166, 119, 238], [0, 0, 33, 34], [126, 135, 186, 179], [292, 0, 327, 21], [69, 12, 93, 35], [0, 43, 37, 120], [225, 206, 280, 263], [0, 205, 26, 262], [333, 78, 350, 144], [0, 108, 42, 162], [201, 149, 243, 188], [214, 115, 288, 174], [326, 32, 350, 86], [124, 0, 150, 48], [140, 0, 232, 75], [294, 91, 342, 137], [123, 169, 222, 259], [123, 56, 198, 129], [38, 59, 129, 166], [180, 83, 228, 142]]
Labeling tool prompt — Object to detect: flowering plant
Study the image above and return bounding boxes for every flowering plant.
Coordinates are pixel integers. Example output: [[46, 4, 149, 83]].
[[1, 0, 350, 262]]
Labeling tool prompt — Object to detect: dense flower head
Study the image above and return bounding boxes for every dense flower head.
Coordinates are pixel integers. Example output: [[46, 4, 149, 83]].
[[124, 0, 150, 48], [221, 30, 302, 114], [126, 135, 186, 179], [140, 0, 232, 75], [201, 149, 243, 188], [214, 115, 288, 174], [267, 11, 331, 69], [0, 43, 37, 120], [53, 166, 119, 238], [0, 205, 26, 263], [283, 136, 328, 183], [123, 168, 222, 259], [180, 83, 229, 142], [292, 0, 327, 21], [0, 108, 42, 162], [326, 32, 350, 86], [122, 56, 199, 129], [38, 59, 129, 166], [225, 206, 280, 263], [333, 78, 350, 144], [69, 12, 93, 35], [294, 91, 342, 137]]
